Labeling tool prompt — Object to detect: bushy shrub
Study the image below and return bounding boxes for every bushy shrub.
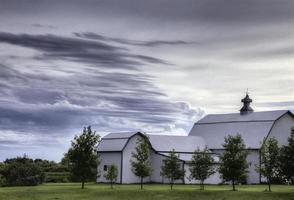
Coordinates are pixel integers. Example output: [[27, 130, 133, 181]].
[[0, 156, 45, 186]]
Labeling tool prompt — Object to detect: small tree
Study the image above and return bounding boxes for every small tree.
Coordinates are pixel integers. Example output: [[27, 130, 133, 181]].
[[219, 134, 248, 191], [279, 128, 294, 184], [161, 149, 185, 190], [256, 137, 280, 192], [67, 126, 100, 189], [131, 136, 152, 190], [189, 147, 215, 190], [104, 164, 118, 189]]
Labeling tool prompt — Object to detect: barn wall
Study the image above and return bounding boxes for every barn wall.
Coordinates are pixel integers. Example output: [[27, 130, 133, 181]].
[[211, 149, 260, 184], [268, 113, 294, 146], [97, 152, 122, 183], [247, 150, 260, 184], [150, 151, 185, 184], [184, 163, 221, 184], [122, 134, 151, 183], [150, 151, 164, 183]]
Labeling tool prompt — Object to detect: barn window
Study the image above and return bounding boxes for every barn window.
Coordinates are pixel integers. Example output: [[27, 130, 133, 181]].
[[104, 165, 108, 171]]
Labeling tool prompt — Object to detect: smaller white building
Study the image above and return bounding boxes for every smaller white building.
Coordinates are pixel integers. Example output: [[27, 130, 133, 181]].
[[97, 132, 221, 184]]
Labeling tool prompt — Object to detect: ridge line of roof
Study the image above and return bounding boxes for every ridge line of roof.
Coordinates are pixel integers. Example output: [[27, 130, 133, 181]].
[[195, 119, 276, 125], [202, 110, 288, 116]]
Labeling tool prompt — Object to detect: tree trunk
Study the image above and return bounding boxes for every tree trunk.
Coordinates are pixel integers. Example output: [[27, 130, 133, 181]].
[[170, 178, 174, 190], [267, 177, 271, 192], [140, 177, 143, 190], [111, 180, 113, 189], [232, 180, 236, 191], [200, 180, 204, 190], [81, 181, 85, 189]]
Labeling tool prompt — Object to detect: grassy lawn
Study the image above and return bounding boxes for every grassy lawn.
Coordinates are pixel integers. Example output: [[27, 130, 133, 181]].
[[0, 183, 294, 200]]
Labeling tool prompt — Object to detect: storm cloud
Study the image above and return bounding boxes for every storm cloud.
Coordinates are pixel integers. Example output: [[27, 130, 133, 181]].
[[0, 0, 294, 161]]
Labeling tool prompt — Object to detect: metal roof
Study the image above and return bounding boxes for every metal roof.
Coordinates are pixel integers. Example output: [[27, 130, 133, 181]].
[[197, 110, 288, 124], [97, 132, 141, 152], [103, 132, 138, 139], [189, 110, 291, 149], [147, 134, 206, 153], [97, 132, 207, 153], [97, 138, 129, 152]]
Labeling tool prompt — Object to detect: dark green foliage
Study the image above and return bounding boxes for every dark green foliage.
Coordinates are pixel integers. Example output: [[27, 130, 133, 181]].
[[189, 147, 215, 190], [161, 149, 185, 190], [45, 172, 70, 183], [0, 156, 45, 186], [104, 164, 118, 189], [257, 137, 280, 192], [279, 128, 294, 184], [34, 159, 69, 173], [66, 126, 100, 189], [219, 134, 248, 191], [131, 136, 152, 189]]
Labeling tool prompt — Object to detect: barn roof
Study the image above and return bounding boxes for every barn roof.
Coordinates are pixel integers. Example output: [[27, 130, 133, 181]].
[[97, 132, 206, 153], [148, 134, 206, 153], [189, 110, 292, 149], [97, 132, 138, 152]]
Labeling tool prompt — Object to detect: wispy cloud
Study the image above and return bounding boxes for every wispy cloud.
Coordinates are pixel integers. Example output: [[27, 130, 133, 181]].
[[74, 32, 192, 47], [0, 32, 169, 70]]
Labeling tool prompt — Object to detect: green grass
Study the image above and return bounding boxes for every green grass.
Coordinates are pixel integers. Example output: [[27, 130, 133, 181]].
[[0, 183, 294, 200]]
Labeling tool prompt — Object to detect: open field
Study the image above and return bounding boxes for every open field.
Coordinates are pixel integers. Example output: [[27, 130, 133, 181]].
[[0, 183, 294, 200]]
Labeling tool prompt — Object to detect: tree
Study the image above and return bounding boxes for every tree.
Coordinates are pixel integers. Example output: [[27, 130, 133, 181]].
[[104, 164, 118, 189], [0, 155, 45, 186], [189, 147, 215, 190], [130, 136, 152, 190], [256, 137, 279, 192], [219, 134, 248, 191], [161, 149, 185, 190], [67, 126, 100, 189], [279, 128, 294, 184]]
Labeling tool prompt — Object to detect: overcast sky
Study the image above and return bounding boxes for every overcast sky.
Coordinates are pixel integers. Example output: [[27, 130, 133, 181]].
[[0, 0, 294, 161]]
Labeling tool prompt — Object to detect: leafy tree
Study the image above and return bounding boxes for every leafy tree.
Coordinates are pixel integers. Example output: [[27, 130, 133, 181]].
[[67, 126, 100, 189], [161, 149, 185, 190], [189, 147, 215, 190], [104, 164, 118, 189], [256, 137, 279, 192], [279, 128, 294, 184], [219, 134, 248, 191], [0, 156, 45, 186], [130, 136, 152, 189]]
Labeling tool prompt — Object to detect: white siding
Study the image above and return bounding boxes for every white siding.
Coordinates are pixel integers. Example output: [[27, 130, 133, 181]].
[[268, 113, 294, 146], [211, 149, 260, 184], [122, 134, 151, 183], [150, 151, 185, 183], [150, 151, 165, 183], [97, 152, 122, 183], [247, 150, 260, 184], [184, 163, 221, 184]]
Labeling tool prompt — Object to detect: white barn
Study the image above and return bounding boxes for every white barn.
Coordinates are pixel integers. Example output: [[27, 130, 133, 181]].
[[97, 94, 294, 184]]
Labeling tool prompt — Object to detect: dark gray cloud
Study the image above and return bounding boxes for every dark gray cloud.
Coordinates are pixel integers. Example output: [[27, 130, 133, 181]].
[[31, 24, 56, 29], [0, 52, 202, 160], [0, 32, 168, 70], [74, 32, 191, 47]]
